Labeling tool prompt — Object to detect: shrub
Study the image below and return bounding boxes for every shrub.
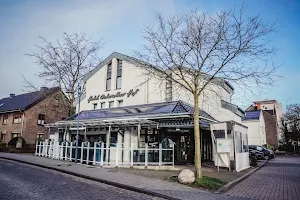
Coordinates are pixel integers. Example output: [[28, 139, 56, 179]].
[[0, 142, 6, 147], [195, 176, 227, 190], [249, 153, 257, 167]]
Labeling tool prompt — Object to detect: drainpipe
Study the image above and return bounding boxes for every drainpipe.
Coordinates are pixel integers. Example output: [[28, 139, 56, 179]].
[[20, 110, 25, 137]]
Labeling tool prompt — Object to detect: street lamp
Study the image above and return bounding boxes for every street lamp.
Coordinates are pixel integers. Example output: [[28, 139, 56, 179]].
[[66, 85, 82, 163]]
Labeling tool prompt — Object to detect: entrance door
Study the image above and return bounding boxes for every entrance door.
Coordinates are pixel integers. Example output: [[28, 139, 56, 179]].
[[164, 131, 194, 165]]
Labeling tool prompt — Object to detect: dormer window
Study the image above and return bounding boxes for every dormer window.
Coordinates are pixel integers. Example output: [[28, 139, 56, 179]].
[[38, 114, 45, 125], [116, 59, 122, 89], [106, 62, 112, 91]]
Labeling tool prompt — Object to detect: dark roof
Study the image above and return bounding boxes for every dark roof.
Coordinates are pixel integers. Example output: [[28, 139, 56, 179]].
[[0, 87, 60, 113], [242, 110, 261, 121], [68, 100, 216, 122], [221, 100, 245, 117]]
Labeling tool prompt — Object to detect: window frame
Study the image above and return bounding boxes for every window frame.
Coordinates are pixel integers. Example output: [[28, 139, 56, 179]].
[[100, 102, 105, 109], [2, 115, 8, 125], [11, 132, 20, 138], [106, 62, 112, 91], [0, 132, 6, 141], [116, 59, 122, 89], [13, 113, 22, 124], [109, 101, 114, 108], [118, 100, 123, 107], [93, 103, 98, 110], [37, 114, 45, 125]]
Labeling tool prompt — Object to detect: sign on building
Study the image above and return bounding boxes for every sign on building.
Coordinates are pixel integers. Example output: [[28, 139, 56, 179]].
[[216, 138, 231, 153]]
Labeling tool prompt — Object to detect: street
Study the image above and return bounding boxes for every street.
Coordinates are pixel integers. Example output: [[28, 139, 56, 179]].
[[226, 155, 300, 200], [0, 159, 163, 200]]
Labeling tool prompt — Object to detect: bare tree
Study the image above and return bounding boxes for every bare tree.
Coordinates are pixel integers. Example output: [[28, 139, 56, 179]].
[[26, 32, 103, 113], [135, 7, 278, 178]]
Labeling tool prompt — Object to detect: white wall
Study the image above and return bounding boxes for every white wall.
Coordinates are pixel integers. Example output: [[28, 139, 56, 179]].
[[242, 112, 266, 145], [78, 54, 241, 123]]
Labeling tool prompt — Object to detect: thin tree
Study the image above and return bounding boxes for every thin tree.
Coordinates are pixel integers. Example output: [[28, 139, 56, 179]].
[[135, 7, 278, 178], [26, 32, 103, 114]]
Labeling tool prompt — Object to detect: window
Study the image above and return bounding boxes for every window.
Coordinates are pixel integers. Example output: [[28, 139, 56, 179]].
[[100, 102, 105, 109], [13, 113, 22, 124], [109, 101, 114, 108], [12, 132, 19, 138], [37, 133, 44, 139], [93, 103, 98, 110], [106, 62, 112, 91], [53, 99, 59, 107], [0, 132, 5, 141], [118, 100, 123, 107], [38, 114, 45, 125], [116, 59, 122, 89], [2, 115, 8, 124]]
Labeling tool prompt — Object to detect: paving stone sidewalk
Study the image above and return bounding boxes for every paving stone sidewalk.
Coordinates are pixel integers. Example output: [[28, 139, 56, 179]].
[[0, 153, 248, 200]]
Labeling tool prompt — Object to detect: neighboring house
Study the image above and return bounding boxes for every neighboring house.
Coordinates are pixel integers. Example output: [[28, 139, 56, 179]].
[[246, 99, 283, 144], [242, 110, 266, 146], [0, 87, 69, 145]]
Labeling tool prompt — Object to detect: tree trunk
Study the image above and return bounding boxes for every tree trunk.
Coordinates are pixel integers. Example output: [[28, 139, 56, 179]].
[[194, 93, 202, 179]]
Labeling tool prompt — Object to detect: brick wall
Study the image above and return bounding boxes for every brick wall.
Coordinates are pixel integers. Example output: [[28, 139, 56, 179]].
[[0, 90, 69, 145], [262, 110, 278, 148]]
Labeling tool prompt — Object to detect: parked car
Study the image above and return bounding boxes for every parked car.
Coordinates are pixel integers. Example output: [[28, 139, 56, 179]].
[[249, 149, 264, 160], [248, 145, 274, 160]]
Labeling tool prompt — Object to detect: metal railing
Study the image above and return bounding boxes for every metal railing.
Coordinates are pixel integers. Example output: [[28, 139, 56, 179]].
[[35, 141, 174, 167]]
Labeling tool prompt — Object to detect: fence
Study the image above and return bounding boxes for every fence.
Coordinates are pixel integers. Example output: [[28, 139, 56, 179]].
[[35, 141, 174, 167]]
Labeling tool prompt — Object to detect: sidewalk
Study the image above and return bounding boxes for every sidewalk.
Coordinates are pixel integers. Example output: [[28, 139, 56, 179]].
[[0, 153, 245, 200]]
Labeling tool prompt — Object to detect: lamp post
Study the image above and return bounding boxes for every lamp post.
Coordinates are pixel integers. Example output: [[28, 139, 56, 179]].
[[66, 85, 82, 163]]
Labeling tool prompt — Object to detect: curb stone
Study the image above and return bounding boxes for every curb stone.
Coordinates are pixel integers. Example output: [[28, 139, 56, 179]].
[[215, 160, 269, 194], [0, 156, 179, 200]]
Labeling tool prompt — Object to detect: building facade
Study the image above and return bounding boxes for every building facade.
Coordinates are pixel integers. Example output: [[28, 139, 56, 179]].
[[45, 52, 247, 167], [0, 87, 69, 145]]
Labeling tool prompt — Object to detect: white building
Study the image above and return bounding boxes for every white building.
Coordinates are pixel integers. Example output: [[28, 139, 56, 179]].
[[43, 52, 249, 171]]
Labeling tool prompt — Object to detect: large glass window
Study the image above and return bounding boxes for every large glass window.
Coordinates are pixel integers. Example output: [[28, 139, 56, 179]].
[[118, 100, 123, 107], [13, 114, 22, 124], [106, 62, 112, 91], [93, 103, 98, 110], [109, 101, 114, 108], [37, 114, 45, 125], [2, 115, 8, 124], [116, 59, 122, 89]]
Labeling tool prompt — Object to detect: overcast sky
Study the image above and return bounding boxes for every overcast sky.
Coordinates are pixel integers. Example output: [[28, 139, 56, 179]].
[[0, 0, 299, 109]]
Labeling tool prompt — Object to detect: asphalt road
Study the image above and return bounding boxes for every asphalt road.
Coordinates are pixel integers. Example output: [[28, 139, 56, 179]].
[[0, 159, 164, 200]]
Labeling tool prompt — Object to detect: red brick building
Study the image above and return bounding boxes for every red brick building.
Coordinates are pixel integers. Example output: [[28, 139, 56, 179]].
[[0, 87, 69, 145]]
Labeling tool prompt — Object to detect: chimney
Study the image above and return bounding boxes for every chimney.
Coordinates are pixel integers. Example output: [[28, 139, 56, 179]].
[[40, 87, 48, 92], [10, 94, 15, 98]]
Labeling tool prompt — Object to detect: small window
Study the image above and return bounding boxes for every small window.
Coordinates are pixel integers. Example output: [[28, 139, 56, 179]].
[[38, 114, 45, 125], [118, 100, 123, 107], [54, 99, 59, 107], [93, 103, 98, 110], [12, 132, 19, 138], [109, 101, 114, 108], [116, 59, 122, 89], [0, 132, 6, 141], [37, 133, 44, 139], [106, 62, 112, 91], [100, 102, 105, 109], [13, 114, 22, 124], [2, 115, 8, 125]]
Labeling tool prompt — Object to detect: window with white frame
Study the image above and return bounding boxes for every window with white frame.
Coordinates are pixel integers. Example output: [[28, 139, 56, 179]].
[[106, 62, 112, 91], [109, 101, 114, 108], [2, 115, 8, 124], [37, 133, 44, 139], [38, 114, 45, 125], [116, 59, 122, 89], [13, 113, 22, 124], [100, 102, 105, 109], [12, 132, 19, 138], [118, 100, 123, 107], [93, 103, 98, 110]]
